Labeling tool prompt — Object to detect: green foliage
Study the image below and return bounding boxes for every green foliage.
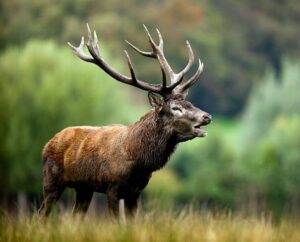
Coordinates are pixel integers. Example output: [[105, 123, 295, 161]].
[[270, 116, 300, 195], [145, 169, 182, 208], [237, 59, 300, 213], [0, 40, 136, 195], [240, 60, 300, 148]]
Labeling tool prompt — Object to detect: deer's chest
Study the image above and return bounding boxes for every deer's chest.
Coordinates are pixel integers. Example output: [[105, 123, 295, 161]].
[[117, 168, 152, 197]]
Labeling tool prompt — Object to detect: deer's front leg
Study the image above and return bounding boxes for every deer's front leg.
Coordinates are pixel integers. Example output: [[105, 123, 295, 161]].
[[107, 188, 119, 217], [125, 194, 140, 216]]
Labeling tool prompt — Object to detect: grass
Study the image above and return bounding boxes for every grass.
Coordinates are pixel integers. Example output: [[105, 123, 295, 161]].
[[1, 210, 299, 242]]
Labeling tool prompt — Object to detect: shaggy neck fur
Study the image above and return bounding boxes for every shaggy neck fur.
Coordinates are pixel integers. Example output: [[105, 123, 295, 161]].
[[126, 110, 178, 171]]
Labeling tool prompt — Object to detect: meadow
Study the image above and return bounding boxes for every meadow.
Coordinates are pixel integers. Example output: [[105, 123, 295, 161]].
[[1, 1, 300, 241], [1, 210, 299, 242]]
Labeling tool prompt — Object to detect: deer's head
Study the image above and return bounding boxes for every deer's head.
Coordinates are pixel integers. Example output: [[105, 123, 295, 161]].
[[148, 92, 211, 141], [68, 24, 212, 141]]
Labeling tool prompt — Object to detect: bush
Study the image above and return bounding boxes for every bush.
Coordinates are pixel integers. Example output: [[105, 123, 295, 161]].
[[240, 59, 300, 149], [145, 169, 182, 208], [237, 59, 300, 213]]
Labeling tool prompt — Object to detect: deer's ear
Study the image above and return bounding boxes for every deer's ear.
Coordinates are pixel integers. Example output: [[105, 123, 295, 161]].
[[148, 92, 164, 110]]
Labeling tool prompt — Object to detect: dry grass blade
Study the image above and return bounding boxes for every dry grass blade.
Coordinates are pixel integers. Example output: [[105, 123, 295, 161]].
[[1, 211, 299, 242]]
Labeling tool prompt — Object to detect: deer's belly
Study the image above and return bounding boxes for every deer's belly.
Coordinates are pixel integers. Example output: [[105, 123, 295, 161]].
[[63, 158, 110, 189]]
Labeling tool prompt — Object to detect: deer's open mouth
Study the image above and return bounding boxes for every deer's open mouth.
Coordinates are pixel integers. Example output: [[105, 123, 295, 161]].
[[193, 124, 208, 137]]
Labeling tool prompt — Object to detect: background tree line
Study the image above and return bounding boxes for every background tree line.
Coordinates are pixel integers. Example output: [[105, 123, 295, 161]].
[[0, 0, 299, 215], [1, 0, 299, 115]]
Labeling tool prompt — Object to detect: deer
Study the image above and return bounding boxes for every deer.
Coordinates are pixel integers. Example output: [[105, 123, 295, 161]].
[[38, 24, 212, 218]]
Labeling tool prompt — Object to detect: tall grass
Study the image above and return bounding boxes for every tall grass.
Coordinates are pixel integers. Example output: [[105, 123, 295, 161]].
[[1, 210, 299, 242]]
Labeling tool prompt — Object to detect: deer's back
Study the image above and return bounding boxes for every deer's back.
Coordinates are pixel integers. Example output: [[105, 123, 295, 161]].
[[42, 125, 131, 189]]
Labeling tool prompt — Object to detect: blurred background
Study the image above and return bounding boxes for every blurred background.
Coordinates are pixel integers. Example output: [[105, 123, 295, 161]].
[[0, 0, 300, 217]]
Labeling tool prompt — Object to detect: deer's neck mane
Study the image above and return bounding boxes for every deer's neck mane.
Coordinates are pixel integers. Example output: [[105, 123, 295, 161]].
[[126, 110, 177, 171]]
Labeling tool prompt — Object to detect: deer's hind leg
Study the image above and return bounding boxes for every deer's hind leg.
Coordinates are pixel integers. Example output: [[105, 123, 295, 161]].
[[38, 184, 65, 217], [72, 188, 93, 214], [38, 159, 65, 217]]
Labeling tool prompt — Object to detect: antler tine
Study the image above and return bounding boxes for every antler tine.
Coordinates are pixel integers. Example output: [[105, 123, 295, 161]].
[[151, 27, 176, 79], [156, 28, 164, 48], [124, 50, 137, 83], [175, 41, 194, 82], [85, 23, 131, 83], [68, 37, 94, 62], [124, 25, 162, 59], [125, 40, 155, 58], [175, 59, 204, 94], [165, 41, 195, 91], [143, 24, 157, 50], [93, 30, 100, 56], [124, 48, 167, 92], [86, 23, 93, 47], [87, 24, 100, 57]]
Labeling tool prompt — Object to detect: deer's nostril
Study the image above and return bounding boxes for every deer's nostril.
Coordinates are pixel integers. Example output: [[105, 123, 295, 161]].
[[203, 113, 212, 123]]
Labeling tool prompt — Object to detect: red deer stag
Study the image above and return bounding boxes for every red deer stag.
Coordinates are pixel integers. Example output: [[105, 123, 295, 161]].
[[38, 24, 212, 217]]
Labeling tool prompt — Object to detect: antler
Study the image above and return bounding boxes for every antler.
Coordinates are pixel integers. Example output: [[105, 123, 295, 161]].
[[68, 24, 204, 97], [173, 59, 204, 95], [126, 25, 197, 91], [68, 24, 163, 94]]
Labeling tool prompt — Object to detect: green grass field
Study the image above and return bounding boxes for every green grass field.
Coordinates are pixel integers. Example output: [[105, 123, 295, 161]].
[[1, 210, 299, 242]]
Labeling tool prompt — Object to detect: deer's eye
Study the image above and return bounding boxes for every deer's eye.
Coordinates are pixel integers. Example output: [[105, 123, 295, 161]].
[[171, 106, 182, 112]]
